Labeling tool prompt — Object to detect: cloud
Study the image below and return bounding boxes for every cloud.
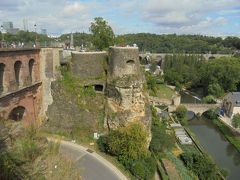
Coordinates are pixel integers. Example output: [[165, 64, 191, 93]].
[[63, 2, 87, 17]]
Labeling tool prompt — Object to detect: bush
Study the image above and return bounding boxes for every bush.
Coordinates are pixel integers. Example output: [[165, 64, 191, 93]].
[[97, 135, 108, 153], [180, 152, 219, 179], [204, 108, 218, 119], [130, 156, 156, 180], [202, 95, 216, 104], [176, 105, 188, 125], [232, 113, 240, 128]]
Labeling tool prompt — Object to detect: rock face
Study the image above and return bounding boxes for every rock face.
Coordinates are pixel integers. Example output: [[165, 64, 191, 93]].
[[105, 47, 151, 130]]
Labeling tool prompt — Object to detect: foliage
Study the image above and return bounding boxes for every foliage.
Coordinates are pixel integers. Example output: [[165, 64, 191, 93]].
[[166, 152, 194, 180], [118, 33, 239, 53], [202, 95, 216, 104], [163, 54, 205, 88], [89, 17, 115, 50], [146, 73, 157, 94], [232, 113, 240, 128], [212, 118, 240, 152], [97, 122, 154, 179], [176, 105, 188, 125], [2, 30, 51, 47], [207, 83, 224, 97], [180, 152, 219, 179], [130, 156, 156, 180], [203, 108, 218, 119]]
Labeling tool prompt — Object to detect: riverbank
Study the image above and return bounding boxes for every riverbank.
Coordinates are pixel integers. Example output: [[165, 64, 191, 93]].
[[212, 118, 240, 153]]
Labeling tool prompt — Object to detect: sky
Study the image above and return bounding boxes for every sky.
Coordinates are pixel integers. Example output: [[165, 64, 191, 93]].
[[0, 0, 239, 36]]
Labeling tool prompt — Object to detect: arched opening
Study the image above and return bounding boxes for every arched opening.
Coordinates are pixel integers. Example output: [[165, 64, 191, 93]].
[[29, 59, 35, 83], [94, 84, 104, 92], [126, 60, 135, 64], [14, 61, 22, 87], [8, 106, 26, 121], [0, 63, 5, 94], [209, 56, 216, 60]]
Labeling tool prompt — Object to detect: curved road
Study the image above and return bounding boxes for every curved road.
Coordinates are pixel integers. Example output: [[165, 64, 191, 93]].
[[49, 139, 128, 180]]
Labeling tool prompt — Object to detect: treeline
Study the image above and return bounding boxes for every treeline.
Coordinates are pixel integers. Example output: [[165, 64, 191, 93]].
[[119, 33, 240, 53], [0, 30, 51, 47], [163, 55, 240, 97]]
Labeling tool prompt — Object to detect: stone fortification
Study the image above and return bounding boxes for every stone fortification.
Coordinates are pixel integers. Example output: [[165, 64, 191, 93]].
[[106, 47, 151, 130]]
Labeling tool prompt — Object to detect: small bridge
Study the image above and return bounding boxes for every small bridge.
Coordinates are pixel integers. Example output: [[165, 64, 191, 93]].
[[182, 103, 220, 115]]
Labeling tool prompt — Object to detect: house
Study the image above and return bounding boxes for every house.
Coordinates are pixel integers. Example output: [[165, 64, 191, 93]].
[[222, 92, 240, 118]]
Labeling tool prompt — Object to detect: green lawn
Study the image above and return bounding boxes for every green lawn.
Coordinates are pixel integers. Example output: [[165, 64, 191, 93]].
[[150, 84, 175, 99]]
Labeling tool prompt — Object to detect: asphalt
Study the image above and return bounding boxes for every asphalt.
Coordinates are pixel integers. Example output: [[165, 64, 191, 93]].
[[55, 140, 128, 180]]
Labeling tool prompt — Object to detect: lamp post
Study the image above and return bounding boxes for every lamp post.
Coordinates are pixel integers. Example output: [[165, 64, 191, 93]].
[[34, 24, 37, 47]]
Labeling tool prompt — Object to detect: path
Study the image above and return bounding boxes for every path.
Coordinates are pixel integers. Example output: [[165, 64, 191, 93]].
[[48, 138, 128, 180]]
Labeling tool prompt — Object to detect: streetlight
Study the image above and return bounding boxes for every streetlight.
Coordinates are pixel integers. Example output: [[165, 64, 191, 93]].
[[34, 24, 37, 47]]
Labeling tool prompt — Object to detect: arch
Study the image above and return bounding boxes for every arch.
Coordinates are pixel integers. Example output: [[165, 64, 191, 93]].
[[126, 60, 135, 64], [209, 56, 216, 60], [28, 59, 35, 83], [0, 63, 5, 93], [8, 106, 26, 121], [14, 61, 22, 87]]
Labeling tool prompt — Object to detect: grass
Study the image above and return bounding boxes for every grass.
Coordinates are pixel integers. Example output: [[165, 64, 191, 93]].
[[149, 84, 175, 100], [165, 152, 196, 180], [212, 118, 240, 152]]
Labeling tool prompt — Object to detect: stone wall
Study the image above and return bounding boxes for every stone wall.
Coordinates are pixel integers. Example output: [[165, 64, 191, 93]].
[[0, 48, 42, 122], [40, 48, 61, 119], [71, 51, 107, 80]]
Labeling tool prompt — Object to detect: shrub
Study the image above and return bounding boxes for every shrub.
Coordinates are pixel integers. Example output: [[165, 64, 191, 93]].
[[232, 113, 240, 128], [180, 152, 219, 179], [130, 156, 156, 180], [202, 95, 216, 104], [176, 105, 188, 125]]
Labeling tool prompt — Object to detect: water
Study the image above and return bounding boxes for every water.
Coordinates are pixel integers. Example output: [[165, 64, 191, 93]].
[[180, 90, 202, 104], [189, 118, 240, 180], [182, 90, 240, 180]]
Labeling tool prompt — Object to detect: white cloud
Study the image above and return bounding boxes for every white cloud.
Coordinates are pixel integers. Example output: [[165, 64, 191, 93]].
[[63, 2, 87, 17]]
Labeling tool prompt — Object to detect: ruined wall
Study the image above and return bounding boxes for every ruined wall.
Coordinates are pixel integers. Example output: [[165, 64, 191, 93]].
[[71, 51, 108, 90], [40, 48, 61, 118], [0, 49, 42, 122], [106, 47, 151, 130]]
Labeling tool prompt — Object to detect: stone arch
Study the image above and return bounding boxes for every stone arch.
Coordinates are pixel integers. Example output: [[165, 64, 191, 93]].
[[209, 56, 216, 60], [29, 59, 35, 83], [14, 61, 22, 87], [8, 106, 26, 121], [0, 63, 5, 94]]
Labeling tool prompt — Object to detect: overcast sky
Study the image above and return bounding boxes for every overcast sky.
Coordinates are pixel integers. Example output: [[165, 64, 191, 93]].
[[0, 0, 239, 36]]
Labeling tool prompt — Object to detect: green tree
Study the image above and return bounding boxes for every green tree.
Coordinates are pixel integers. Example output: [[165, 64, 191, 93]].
[[207, 83, 224, 97], [232, 113, 240, 128], [89, 17, 115, 50], [181, 152, 219, 180], [202, 95, 216, 104]]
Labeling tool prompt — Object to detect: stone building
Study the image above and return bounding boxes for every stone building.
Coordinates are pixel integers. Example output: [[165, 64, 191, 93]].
[[0, 48, 42, 122], [222, 92, 240, 118]]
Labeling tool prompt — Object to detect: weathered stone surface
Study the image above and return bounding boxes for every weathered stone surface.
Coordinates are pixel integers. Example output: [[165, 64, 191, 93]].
[[106, 47, 151, 131]]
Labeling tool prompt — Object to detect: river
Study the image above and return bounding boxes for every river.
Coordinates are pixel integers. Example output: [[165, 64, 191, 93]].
[[182, 91, 240, 180]]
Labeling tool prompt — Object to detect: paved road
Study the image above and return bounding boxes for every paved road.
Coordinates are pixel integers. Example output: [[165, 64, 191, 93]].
[[52, 139, 128, 180]]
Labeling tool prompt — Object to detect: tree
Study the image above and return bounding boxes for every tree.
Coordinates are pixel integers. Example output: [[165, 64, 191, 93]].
[[89, 17, 115, 50], [176, 105, 188, 125], [232, 113, 240, 128], [207, 83, 224, 97]]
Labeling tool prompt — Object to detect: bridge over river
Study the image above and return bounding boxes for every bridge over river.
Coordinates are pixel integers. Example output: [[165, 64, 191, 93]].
[[149, 96, 221, 115], [182, 103, 221, 115]]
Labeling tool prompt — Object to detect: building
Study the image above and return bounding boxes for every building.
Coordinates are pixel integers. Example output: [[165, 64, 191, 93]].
[[222, 92, 240, 118], [0, 48, 42, 122], [2, 22, 13, 33]]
